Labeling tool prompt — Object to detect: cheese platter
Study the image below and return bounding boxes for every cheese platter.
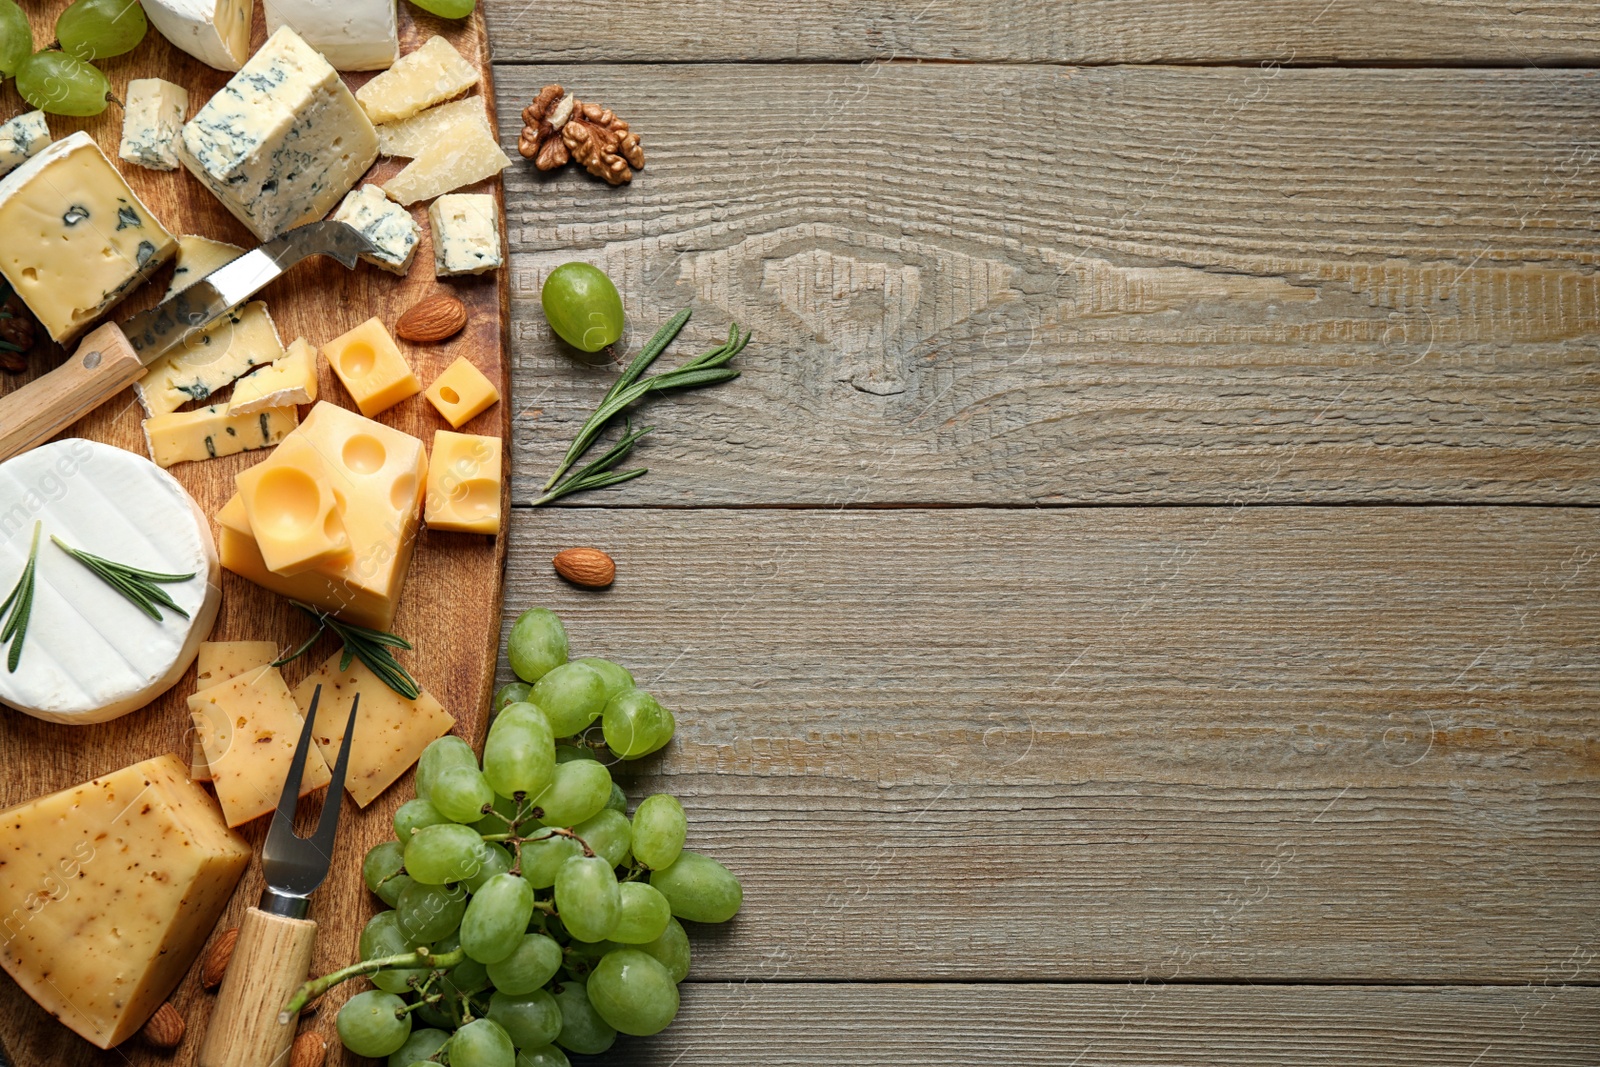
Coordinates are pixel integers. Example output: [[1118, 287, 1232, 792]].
[[0, 2, 511, 1064]]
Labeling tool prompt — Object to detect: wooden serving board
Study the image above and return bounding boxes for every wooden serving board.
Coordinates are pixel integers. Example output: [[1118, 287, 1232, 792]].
[[0, 5, 511, 1066]]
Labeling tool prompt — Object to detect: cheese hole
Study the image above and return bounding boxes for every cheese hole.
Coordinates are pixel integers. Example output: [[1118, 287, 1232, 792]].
[[254, 468, 323, 536], [325, 508, 343, 542], [338, 342, 377, 378], [439, 386, 461, 405], [390, 473, 417, 511], [21, 268, 36, 282], [450, 477, 497, 518], [342, 434, 386, 474]]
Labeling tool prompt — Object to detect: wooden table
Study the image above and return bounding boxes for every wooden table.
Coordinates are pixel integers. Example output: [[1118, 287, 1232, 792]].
[[489, 2, 1599, 1061]]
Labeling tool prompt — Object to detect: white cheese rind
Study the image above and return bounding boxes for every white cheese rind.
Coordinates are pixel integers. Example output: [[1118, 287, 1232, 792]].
[[429, 193, 501, 276], [0, 111, 50, 179], [144, 0, 254, 71], [120, 78, 189, 171], [180, 26, 380, 241], [0, 440, 221, 725], [264, 0, 399, 71], [331, 183, 420, 274]]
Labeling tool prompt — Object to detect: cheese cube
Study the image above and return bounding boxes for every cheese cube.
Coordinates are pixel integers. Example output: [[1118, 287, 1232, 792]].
[[264, 0, 399, 71], [0, 131, 177, 343], [180, 26, 379, 241], [376, 97, 489, 158], [325, 317, 421, 416], [164, 233, 246, 300], [120, 78, 188, 171], [357, 35, 479, 125], [143, 404, 298, 468], [332, 184, 421, 275], [143, 0, 254, 71], [0, 755, 250, 1048], [426, 356, 500, 428], [426, 430, 501, 535], [230, 337, 320, 414], [236, 435, 351, 575], [0, 110, 50, 179], [137, 299, 286, 416], [191, 640, 281, 779], [188, 666, 332, 827], [382, 117, 510, 206], [293, 651, 454, 807], [429, 193, 502, 276], [218, 515, 400, 632]]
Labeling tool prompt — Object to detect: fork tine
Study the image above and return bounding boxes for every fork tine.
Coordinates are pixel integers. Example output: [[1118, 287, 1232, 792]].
[[263, 684, 322, 861], [309, 693, 360, 855]]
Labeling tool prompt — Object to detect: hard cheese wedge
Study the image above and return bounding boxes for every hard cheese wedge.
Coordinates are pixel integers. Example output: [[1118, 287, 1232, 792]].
[[426, 430, 502, 534], [142, 403, 298, 468], [188, 665, 332, 827], [190, 640, 280, 780], [164, 233, 245, 300], [356, 35, 479, 125], [0, 754, 250, 1048], [325, 316, 421, 416], [375, 96, 488, 157], [293, 651, 454, 807], [136, 299, 287, 416], [382, 116, 510, 206], [425, 355, 500, 428], [235, 434, 351, 576], [0, 131, 177, 343], [229, 337, 319, 415]]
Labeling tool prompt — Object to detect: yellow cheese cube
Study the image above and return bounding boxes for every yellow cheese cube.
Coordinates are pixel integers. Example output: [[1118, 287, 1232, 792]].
[[218, 520, 398, 632], [0, 755, 249, 1048], [236, 435, 351, 575], [142, 403, 299, 468], [425, 356, 500, 428], [188, 665, 331, 828], [292, 651, 455, 807], [325, 317, 421, 417], [191, 640, 280, 780], [425, 430, 501, 535], [229, 337, 320, 415]]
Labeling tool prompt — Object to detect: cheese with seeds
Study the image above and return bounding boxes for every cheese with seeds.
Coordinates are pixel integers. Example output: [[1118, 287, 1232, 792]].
[[331, 183, 421, 274], [188, 666, 332, 827], [0, 111, 50, 179], [136, 300, 286, 416], [120, 78, 188, 171], [190, 640, 280, 781], [356, 35, 479, 125]]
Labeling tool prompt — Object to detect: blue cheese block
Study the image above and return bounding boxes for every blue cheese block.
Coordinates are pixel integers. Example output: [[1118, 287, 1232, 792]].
[[428, 193, 501, 277], [0, 111, 50, 179], [331, 183, 420, 275], [120, 78, 189, 171], [179, 25, 379, 240]]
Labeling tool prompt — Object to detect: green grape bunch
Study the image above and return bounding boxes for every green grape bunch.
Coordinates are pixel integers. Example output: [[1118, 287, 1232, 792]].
[[290, 607, 742, 1065]]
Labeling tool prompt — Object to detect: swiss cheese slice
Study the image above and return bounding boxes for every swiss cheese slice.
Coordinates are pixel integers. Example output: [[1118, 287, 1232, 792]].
[[188, 665, 332, 827], [0, 440, 221, 725]]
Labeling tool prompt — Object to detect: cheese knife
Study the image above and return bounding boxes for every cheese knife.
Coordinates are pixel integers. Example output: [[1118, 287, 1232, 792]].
[[0, 220, 378, 463], [199, 685, 359, 1067]]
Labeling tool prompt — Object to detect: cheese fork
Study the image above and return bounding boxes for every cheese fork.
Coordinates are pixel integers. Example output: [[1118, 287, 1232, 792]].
[[0, 220, 378, 463], [200, 685, 358, 1067]]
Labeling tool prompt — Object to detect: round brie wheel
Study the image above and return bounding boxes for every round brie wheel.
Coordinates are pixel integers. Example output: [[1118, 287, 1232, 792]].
[[0, 440, 220, 725]]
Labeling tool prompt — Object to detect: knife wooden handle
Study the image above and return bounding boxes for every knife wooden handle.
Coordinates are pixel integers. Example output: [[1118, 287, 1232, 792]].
[[199, 907, 317, 1067], [0, 323, 146, 463]]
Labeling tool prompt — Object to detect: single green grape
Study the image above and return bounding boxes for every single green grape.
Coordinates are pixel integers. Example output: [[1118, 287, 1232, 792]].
[[449, 1017, 515, 1067], [629, 793, 686, 869], [573, 657, 634, 702], [359, 911, 431, 994], [530, 661, 609, 737], [515, 1046, 571, 1067], [404, 822, 488, 885], [483, 702, 556, 800], [610, 882, 672, 945], [487, 988, 562, 1049], [388, 1028, 451, 1067], [363, 840, 408, 901], [572, 808, 631, 868], [407, 0, 476, 18], [56, 0, 146, 60], [604, 782, 628, 813], [493, 681, 533, 715], [586, 948, 679, 1036], [534, 759, 612, 828], [395, 881, 467, 943], [431, 765, 495, 823], [518, 831, 579, 889], [554, 744, 596, 764], [634, 917, 691, 982], [337, 990, 412, 1058], [415, 735, 477, 800], [394, 797, 450, 840], [551, 980, 616, 1055], [461, 840, 513, 894], [0, 0, 33, 79], [16, 51, 109, 117], [601, 689, 674, 760], [555, 854, 620, 942], [649, 850, 743, 923], [461, 872, 535, 963], [507, 608, 567, 683], [485, 932, 563, 994], [541, 263, 625, 353]]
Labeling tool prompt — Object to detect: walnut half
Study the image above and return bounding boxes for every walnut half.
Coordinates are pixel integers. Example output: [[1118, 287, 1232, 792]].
[[519, 84, 644, 185]]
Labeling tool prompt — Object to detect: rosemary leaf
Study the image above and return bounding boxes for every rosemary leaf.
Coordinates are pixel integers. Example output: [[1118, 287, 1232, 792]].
[[51, 537, 194, 622], [2, 523, 41, 673], [286, 601, 421, 700], [603, 307, 691, 407]]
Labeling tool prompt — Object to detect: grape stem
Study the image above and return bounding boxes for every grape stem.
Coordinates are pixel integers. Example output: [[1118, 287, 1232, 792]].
[[278, 947, 465, 1021], [479, 827, 595, 858]]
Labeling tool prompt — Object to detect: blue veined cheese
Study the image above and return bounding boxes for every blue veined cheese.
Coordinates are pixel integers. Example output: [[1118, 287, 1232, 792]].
[[179, 26, 379, 241], [0, 131, 177, 343], [164, 234, 246, 300], [143, 0, 253, 71], [331, 183, 420, 274], [135, 300, 286, 416], [120, 78, 189, 171], [0, 111, 50, 179], [263, 0, 399, 71], [428, 193, 501, 277]]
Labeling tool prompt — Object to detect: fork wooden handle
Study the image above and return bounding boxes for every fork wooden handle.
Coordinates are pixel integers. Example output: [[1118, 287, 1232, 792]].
[[198, 907, 317, 1067], [0, 323, 146, 463]]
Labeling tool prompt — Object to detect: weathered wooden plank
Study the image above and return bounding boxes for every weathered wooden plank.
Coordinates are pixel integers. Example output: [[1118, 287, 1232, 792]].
[[486, 0, 1600, 64], [504, 506, 1600, 981], [601, 984, 1600, 1066], [494, 65, 1600, 506]]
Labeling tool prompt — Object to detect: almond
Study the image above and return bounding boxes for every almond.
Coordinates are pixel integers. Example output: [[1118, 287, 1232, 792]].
[[553, 547, 615, 589], [141, 1003, 185, 1048], [200, 926, 238, 990], [289, 1030, 328, 1067], [396, 295, 467, 343]]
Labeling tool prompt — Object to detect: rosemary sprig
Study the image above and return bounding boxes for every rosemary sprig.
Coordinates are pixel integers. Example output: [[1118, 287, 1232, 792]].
[[1, 522, 41, 672], [273, 601, 420, 700], [51, 536, 193, 622], [531, 420, 653, 507]]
